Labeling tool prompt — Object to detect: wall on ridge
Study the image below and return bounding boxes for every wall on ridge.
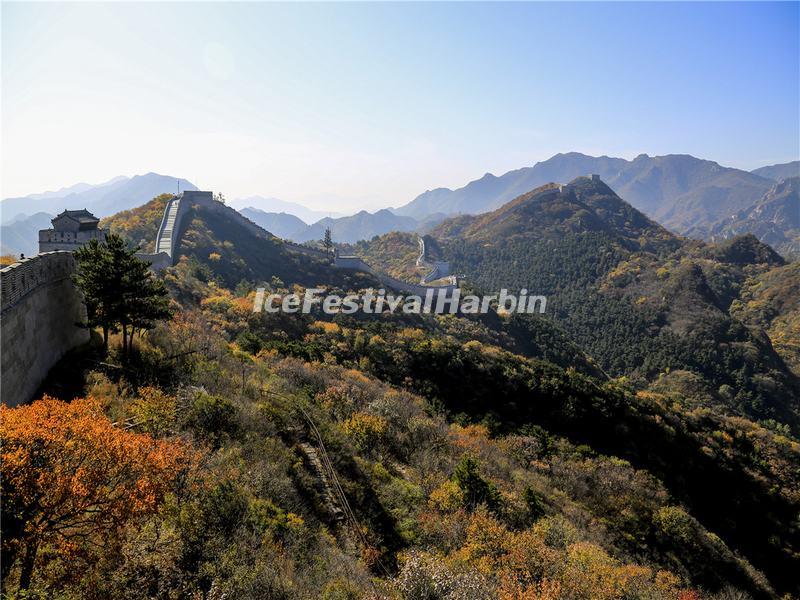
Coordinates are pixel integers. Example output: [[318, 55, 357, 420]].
[[333, 255, 457, 296], [188, 192, 274, 240], [0, 252, 89, 407]]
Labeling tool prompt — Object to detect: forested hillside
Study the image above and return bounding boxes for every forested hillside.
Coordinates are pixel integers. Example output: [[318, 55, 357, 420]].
[[3, 190, 799, 599], [366, 178, 800, 433]]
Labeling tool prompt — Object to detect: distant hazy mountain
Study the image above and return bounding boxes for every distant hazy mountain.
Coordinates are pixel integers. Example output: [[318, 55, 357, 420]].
[[229, 196, 339, 224], [397, 153, 629, 219], [705, 177, 800, 260], [0, 212, 54, 257], [396, 152, 776, 234], [22, 176, 128, 201], [751, 161, 800, 182], [1, 173, 197, 223], [239, 208, 307, 239], [293, 209, 419, 243]]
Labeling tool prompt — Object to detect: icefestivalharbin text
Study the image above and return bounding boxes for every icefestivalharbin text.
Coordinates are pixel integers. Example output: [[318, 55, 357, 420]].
[[253, 288, 546, 315]]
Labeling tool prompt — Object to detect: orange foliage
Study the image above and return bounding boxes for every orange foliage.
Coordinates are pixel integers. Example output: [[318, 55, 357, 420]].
[[1, 396, 197, 589], [450, 423, 491, 453]]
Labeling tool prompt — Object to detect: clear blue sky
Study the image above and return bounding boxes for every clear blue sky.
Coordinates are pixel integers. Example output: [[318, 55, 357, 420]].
[[2, 1, 798, 210]]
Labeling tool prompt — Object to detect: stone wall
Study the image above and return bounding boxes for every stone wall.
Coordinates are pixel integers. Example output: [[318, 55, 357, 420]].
[[333, 255, 457, 296], [283, 240, 329, 259], [1, 252, 89, 407], [135, 251, 172, 273], [187, 192, 276, 240]]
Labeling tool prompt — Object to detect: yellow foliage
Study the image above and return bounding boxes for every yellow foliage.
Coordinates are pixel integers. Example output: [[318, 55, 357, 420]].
[[131, 386, 178, 437], [341, 412, 388, 452], [455, 510, 511, 573], [311, 321, 341, 334], [428, 480, 464, 512]]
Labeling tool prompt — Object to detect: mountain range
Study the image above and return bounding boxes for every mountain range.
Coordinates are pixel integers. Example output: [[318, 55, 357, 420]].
[[0, 212, 54, 257], [751, 160, 800, 182], [704, 176, 800, 259], [228, 195, 340, 223], [3, 154, 798, 258], [238, 208, 308, 240], [291, 208, 421, 243], [369, 176, 798, 424], [1, 173, 196, 225], [395, 152, 789, 231], [240, 206, 445, 244], [60, 174, 800, 595]]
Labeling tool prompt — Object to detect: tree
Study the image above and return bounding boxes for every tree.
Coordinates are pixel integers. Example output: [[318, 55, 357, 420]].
[[0, 396, 196, 593], [452, 455, 502, 511], [323, 227, 333, 257], [74, 234, 172, 356]]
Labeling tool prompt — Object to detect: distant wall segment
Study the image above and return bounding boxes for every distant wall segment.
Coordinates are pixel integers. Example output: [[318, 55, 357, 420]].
[[1, 252, 89, 407]]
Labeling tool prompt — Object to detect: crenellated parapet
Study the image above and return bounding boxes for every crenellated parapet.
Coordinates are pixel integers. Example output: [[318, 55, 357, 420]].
[[1, 252, 79, 313]]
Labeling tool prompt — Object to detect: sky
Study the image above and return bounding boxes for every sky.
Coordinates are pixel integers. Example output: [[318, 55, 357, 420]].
[[2, 1, 798, 211]]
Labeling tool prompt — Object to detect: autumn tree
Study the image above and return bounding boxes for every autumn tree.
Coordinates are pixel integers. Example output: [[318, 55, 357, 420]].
[[0, 396, 196, 593], [74, 234, 172, 356]]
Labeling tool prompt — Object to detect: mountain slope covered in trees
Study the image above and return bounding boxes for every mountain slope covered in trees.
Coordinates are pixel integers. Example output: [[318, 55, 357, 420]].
[[4, 189, 799, 598], [361, 178, 800, 432]]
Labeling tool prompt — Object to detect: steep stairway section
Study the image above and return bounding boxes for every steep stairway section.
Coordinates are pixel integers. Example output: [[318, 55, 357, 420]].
[[155, 196, 182, 256]]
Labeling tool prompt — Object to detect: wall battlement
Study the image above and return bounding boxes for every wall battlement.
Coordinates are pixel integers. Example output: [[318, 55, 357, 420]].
[[1, 252, 78, 312], [1, 252, 89, 406]]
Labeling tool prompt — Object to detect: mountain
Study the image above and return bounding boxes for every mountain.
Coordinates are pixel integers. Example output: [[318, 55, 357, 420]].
[[30, 185, 800, 597], [1, 173, 197, 223], [751, 160, 800, 182], [397, 153, 629, 219], [238, 208, 308, 239], [704, 177, 800, 260], [0, 212, 54, 257], [228, 195, 339, 224], [293, 208, 420, 243], [397, 152, 775, 234], [732, 261, 800, 377], [22, 176, 128, 201], [104, 193, 378, 292], [387, 177, 800, 432], [433, 177, 678, 249], [176, 180, 799, 594]]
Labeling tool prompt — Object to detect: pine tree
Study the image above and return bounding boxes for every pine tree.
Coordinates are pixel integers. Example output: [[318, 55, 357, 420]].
[[74, 234, 172, 357], [323, 227, 333, 256]]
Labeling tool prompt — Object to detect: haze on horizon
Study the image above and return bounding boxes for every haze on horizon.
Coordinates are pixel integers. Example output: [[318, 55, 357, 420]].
[[2, 2, 798, 212]]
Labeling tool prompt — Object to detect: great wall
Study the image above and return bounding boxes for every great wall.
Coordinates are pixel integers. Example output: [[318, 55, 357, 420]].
[[0, 190, 458, 406], [0, 252, 90, 407], [143, 190, 458, 295]]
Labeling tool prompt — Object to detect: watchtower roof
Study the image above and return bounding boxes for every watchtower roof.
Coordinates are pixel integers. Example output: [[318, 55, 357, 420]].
[[52, 209, 101, 230], [55, 208, 99, 223]]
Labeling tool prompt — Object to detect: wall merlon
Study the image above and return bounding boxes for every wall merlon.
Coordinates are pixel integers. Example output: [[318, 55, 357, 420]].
[[1, 252, 78, 313]]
